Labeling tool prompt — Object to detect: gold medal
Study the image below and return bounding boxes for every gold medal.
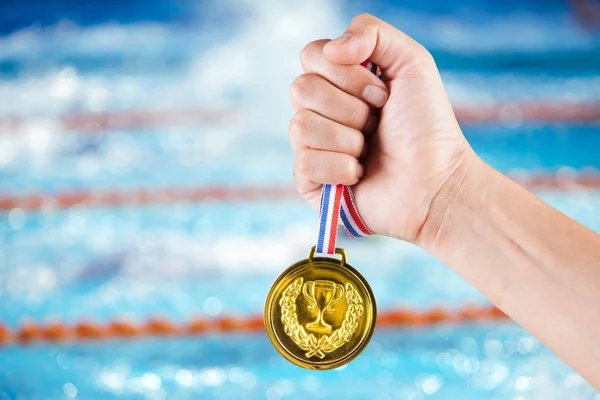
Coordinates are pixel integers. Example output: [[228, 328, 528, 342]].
[[265, 246, 376, 370], [267, 60, 382, 369]]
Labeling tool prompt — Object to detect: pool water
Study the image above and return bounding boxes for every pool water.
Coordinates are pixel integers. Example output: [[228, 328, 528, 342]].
[[1, 0, 599, 399]]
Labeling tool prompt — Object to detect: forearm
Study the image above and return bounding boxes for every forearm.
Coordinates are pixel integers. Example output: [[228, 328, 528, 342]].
[[417, 152, 600, 388]]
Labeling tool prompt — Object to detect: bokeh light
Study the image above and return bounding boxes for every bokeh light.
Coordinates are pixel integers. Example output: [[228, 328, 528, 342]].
[[1, 0, 600, 399]]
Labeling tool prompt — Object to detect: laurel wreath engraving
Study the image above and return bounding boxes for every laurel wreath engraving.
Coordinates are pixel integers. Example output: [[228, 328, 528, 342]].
[[279, 277, 364, 359]]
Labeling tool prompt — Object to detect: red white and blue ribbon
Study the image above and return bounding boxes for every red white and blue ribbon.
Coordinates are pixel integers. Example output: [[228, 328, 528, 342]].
[[315, 61, 382, 255], [360, 60, 383, 80]]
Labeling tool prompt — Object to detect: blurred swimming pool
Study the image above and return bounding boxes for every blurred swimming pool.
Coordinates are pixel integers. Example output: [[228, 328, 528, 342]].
[[1, 0, 600, 399]]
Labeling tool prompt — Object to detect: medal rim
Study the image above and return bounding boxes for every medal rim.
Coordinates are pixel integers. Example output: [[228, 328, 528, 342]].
[[264, 247, 376, 370]]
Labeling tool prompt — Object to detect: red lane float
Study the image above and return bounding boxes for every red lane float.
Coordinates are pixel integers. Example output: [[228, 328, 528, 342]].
[[1, 169, 600, 211], [0, 102, 598, 134], [0, 108, 235, 133], [0, 186, 296, 211], [60, 108, 236, 131], [0, 305, 509, 346]]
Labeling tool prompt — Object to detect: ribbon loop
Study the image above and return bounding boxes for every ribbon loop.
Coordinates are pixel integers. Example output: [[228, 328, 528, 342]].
[[315, 61, 382, 254]]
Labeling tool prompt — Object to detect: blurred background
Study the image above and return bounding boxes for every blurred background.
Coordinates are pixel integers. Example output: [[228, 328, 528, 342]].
[[1, 0, 600, 399]]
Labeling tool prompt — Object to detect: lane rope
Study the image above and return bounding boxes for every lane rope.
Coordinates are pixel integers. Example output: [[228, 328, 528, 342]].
[[0, 102, 598, 134], [1, 169, 600, 211], [0, 304, 509, 346]]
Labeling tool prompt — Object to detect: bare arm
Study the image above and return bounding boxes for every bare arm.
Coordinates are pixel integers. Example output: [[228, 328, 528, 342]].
[[418, 151, 600, 388], [289, 13, 600, 388]]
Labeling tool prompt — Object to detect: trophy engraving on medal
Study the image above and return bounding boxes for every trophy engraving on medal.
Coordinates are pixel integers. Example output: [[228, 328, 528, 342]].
[[278, 276, 365, 360], [303, 280, 344, 334]]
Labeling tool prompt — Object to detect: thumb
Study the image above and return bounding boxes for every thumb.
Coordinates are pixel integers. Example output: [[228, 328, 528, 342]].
[[323, 14, 434, 79]]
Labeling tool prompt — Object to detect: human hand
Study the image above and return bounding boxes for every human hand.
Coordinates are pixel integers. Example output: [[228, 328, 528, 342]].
[[289, 14, 476, 243]]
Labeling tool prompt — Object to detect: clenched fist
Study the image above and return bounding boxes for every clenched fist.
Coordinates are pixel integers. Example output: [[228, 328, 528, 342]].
[[289, 14, 476, 244]]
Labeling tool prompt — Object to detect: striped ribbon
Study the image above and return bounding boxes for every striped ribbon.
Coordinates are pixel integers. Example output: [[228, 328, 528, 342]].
[[315, 61, 382, 255]]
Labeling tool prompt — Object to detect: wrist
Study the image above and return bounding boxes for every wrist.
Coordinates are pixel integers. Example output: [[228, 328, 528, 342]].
[[414, 148, 490, 252]]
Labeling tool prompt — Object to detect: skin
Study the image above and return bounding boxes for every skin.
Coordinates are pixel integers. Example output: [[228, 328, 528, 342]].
[[290, 13, 600, 389]]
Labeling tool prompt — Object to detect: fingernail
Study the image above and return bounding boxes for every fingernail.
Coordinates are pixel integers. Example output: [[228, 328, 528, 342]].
[[357, 164, 364, 178], [364, 115, 379, 135], [328, 33, 352, 46], [363, 85, 388, 107]]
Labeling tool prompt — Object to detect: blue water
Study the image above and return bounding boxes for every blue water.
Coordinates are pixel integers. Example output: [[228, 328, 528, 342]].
[[1, 0, 600, 399], [1, 326, 595, 400]]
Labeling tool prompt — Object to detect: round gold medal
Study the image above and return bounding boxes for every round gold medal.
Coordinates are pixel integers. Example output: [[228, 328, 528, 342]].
[[264, 246, 376, 370]]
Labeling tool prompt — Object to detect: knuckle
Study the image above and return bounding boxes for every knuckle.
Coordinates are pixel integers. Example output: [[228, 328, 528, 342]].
[[336, 69, 353, 91], [289, 110, 314, 141], [330, 127, 363, 157], [290, 74, 317, 104], [328, 127, 342, 150], [299, 41, 321, 65], [295, 149, 312, 175], [290, 74, 310, 102], [352, 13, 375, 26], [299, 44, 311, 65], [289, 110, 305, 135], [348, 100, 368, 127]]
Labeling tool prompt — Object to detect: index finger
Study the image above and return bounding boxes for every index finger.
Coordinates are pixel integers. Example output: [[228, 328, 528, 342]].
[[300, 39, 389, 108]]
